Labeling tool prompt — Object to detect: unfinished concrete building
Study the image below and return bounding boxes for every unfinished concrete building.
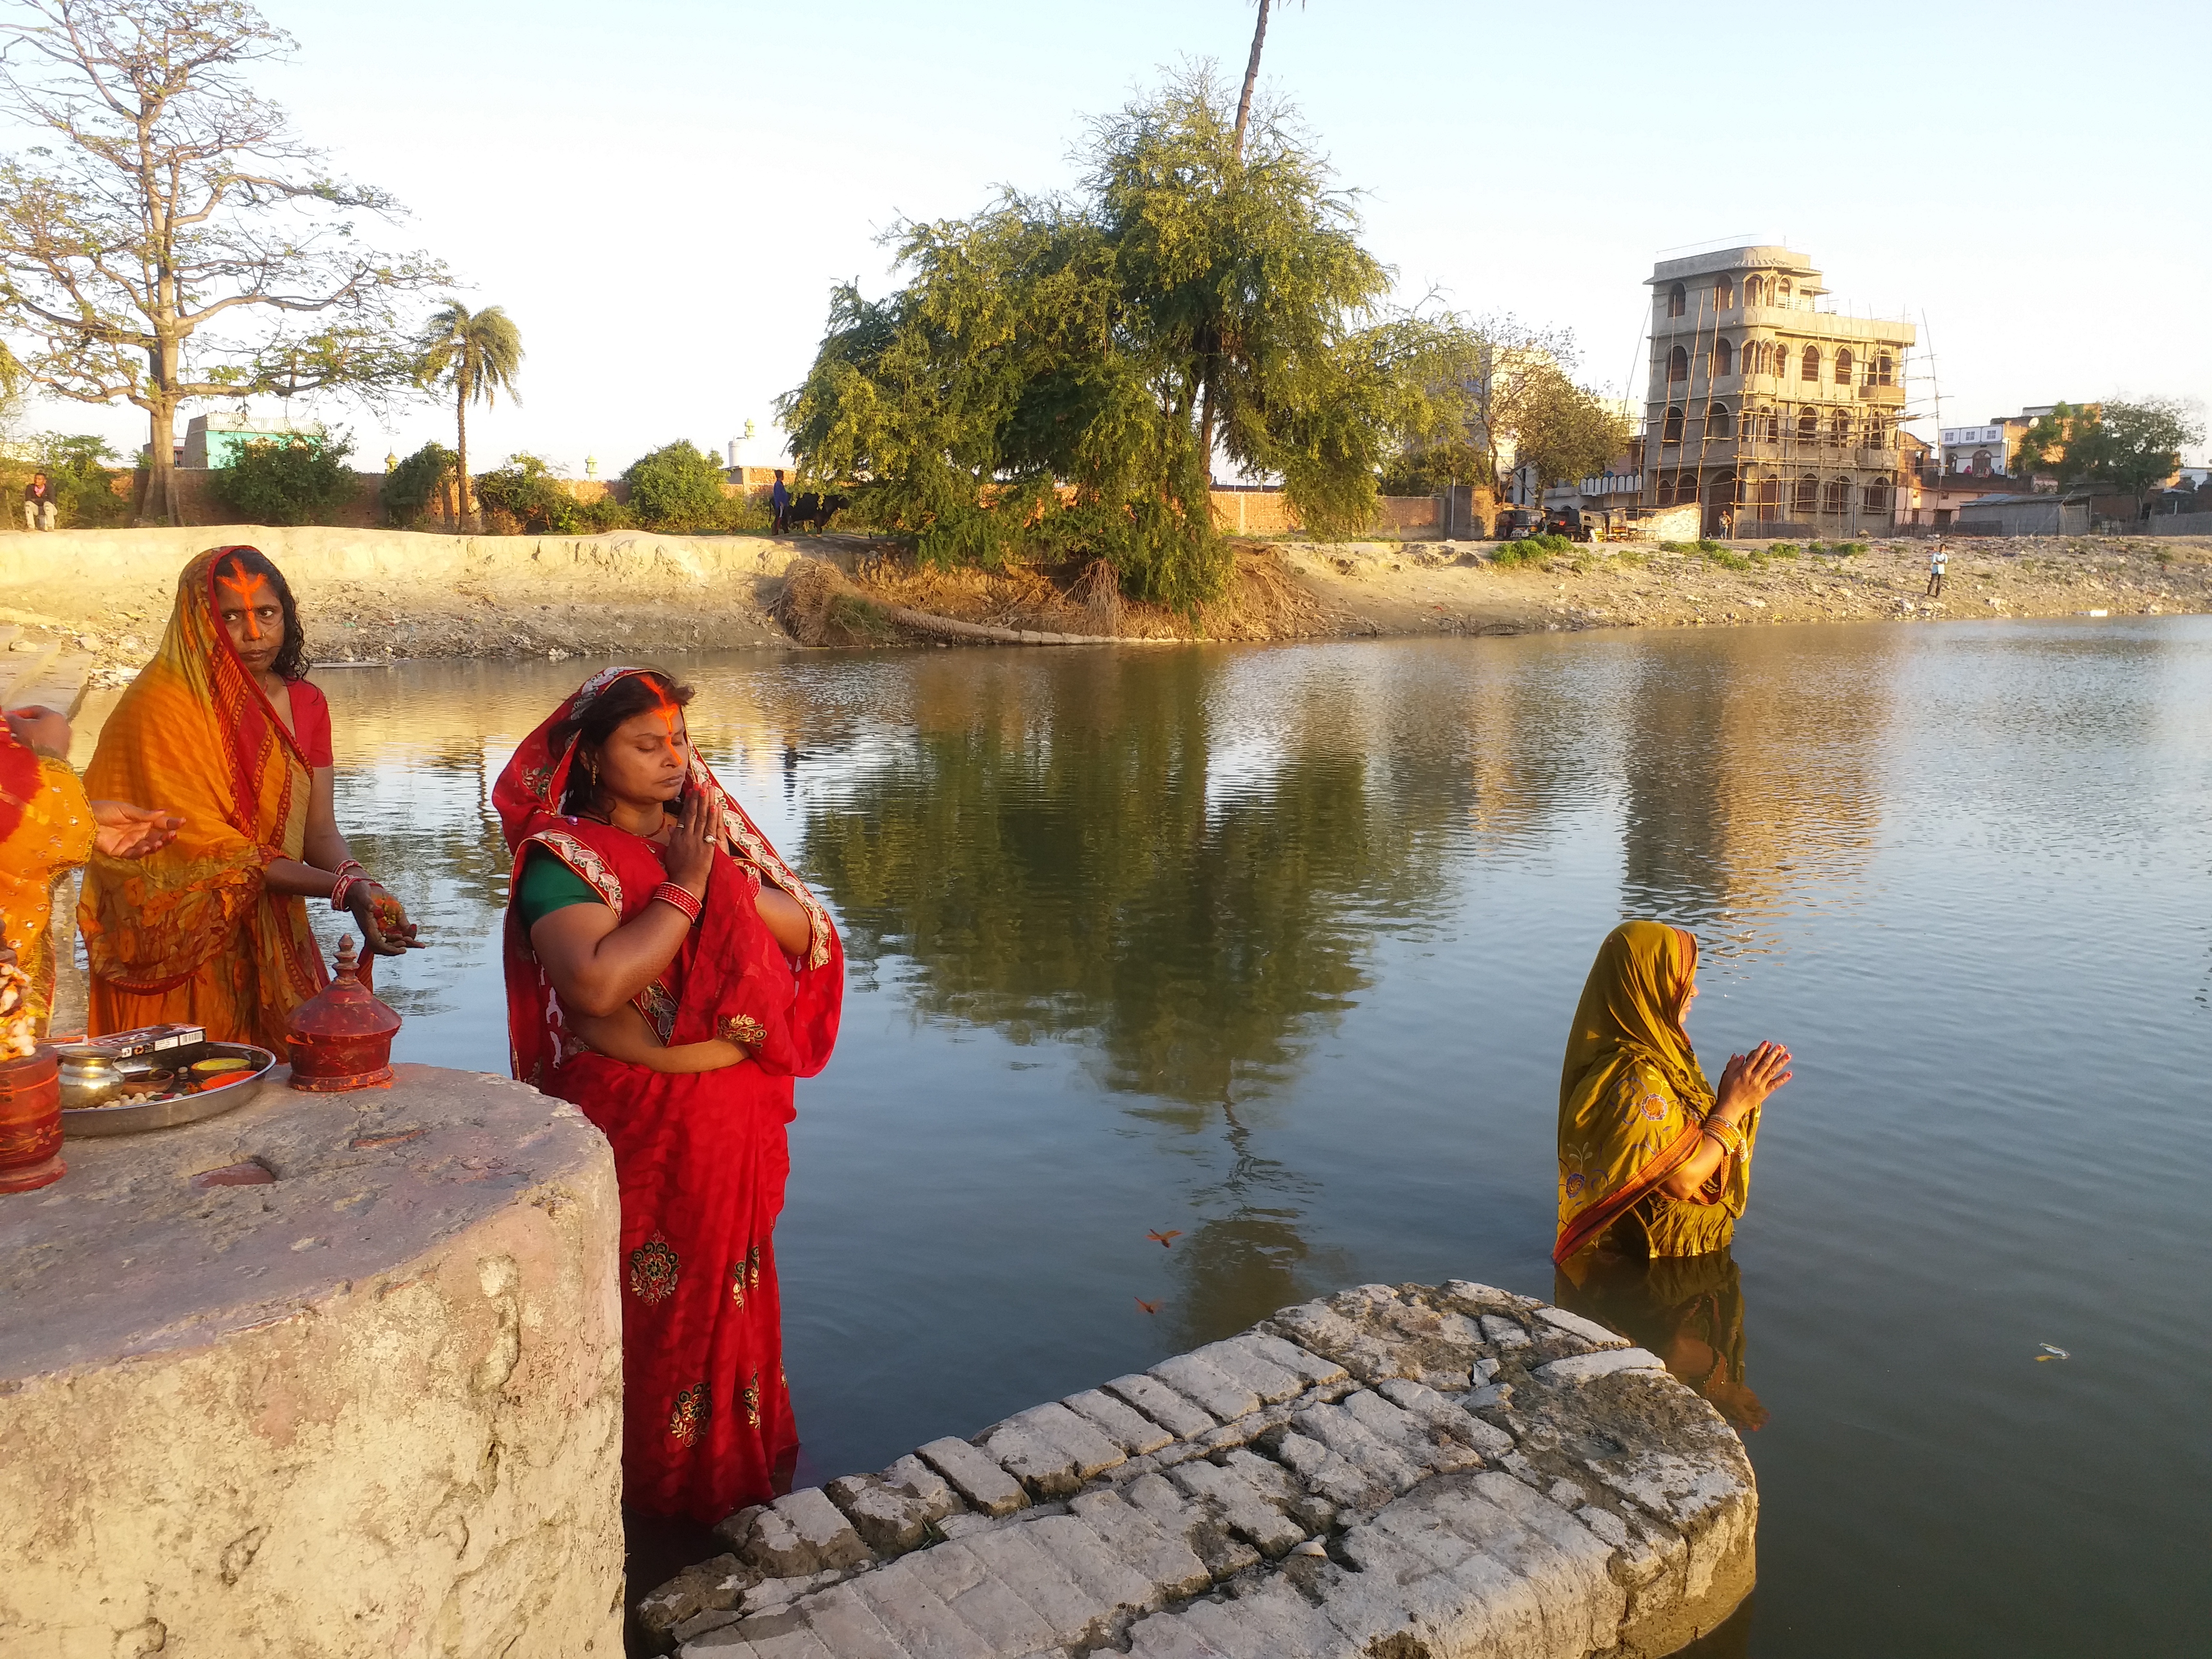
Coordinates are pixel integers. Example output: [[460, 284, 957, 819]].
[[1643, 247, 1914, 537]]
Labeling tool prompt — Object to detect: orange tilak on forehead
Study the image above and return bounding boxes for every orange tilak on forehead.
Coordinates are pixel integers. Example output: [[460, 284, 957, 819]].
[[215, 564, 276, 641], [643, 680, 686, 743]]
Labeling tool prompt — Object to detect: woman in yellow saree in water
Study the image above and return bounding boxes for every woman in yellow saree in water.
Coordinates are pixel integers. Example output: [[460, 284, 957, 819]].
[[1553, 921, 1791, 1264], [78, 548, 420, 1048]]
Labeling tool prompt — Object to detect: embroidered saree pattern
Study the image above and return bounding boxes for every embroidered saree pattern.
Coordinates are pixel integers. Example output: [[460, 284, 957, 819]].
[[78, 548, 325, 1047], [496, 669, 844, 1523]]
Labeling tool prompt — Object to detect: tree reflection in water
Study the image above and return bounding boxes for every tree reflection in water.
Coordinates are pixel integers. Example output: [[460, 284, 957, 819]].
[[797, 649, 1458, 1337]]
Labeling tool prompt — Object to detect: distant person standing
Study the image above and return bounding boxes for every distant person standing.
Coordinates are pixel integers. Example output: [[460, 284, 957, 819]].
[[21, 473, 54, 531], [771, 469, 790, 535], [1924, 539, 1948, 599]]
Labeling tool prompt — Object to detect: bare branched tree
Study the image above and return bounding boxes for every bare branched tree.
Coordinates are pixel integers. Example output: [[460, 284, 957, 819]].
[[0, 0, 447, 523]]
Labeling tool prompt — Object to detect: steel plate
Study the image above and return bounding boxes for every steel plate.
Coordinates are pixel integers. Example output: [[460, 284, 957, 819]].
[[60, 1044, 278, 1137]]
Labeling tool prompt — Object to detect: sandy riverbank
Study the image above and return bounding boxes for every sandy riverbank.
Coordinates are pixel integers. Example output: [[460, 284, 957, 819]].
[[1, 526, 2206, 686]]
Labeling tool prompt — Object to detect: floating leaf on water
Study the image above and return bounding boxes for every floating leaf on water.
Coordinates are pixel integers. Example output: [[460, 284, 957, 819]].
[[2038, 1344, 2069, 1359]]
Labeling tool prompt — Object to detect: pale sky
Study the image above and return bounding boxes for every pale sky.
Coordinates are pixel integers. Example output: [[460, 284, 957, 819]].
[[10, 0, 2208, 475]]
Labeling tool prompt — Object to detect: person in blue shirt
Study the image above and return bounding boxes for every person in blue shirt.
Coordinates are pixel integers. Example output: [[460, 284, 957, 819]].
[[770, 469, 790, 535]]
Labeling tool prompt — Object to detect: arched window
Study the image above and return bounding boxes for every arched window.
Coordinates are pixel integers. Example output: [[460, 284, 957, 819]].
[[1761, 409, 1780, 442], [1668, 283, 1687, 318], [1794, 474, 1819, 515], [1755, 478, 1782, 519], [1655, 476, 1672, 506], [1738, 407, 1754, 440], [1873, 351, 1894, 386], [1714, 279, 1735, 310], [1834, 348, 1854, 386], [1830, 408, 1852, 444], [1778, 277, 1793, 301], [1863, 480, 1891, 512], [1707, 402, 1730, 438], [1663, 405, 1684, 444], [1708, 470, 1738, 509], [1823, 478, 1849, 515], [1797, 408, 1819, 440], [1800, 345, 1821, 381], [1668, 345, 1689, 383], [1713, 338, 1734, 376], [1971, 448, 1992, 477], [1743, 276, 1767, 307]]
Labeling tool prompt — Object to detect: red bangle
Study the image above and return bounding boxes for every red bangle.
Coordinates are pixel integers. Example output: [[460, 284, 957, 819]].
[[651, 882, 702, 925]]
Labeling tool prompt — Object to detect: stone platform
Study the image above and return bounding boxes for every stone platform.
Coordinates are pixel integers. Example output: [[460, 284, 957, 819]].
[[644, 1281, 1755, 1659], [0, 1063, 625, 1659]]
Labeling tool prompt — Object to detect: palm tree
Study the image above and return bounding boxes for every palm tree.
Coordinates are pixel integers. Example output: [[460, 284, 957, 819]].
[[418, 302, 523, 529], [1233, 0, 1303, 157]]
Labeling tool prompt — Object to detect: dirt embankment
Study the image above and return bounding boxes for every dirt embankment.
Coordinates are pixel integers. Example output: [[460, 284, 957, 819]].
[[2, 524, 2207, 692], [802, 534, 2212, 642]]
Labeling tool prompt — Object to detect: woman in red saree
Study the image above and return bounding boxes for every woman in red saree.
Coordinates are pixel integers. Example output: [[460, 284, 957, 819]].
[[496, 666, 842, 1524]]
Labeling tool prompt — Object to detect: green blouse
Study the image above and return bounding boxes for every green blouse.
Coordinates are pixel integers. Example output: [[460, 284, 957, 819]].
[[514, 845, 607, 932]]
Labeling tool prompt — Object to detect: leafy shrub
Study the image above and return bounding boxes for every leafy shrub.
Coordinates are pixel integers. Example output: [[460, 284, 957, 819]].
[[384, 441, 455, 528], [1491, 534, 1570, 567], [624, 440, 732, 532], [475, 452, 581, 533], [1767, 541, 1801, 558], [1807, 540, 1866, 557], [214, 432, 357, 526], [1700, 543, 1754, 571]]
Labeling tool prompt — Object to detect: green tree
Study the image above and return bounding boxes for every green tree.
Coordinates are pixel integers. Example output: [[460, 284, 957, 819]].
[[417, 301, 522, 530], [623, 439, 730, 531], [213, 430, 356, 525], [0, 0, 445, 525], [1510, 367, 1632, 492], [2016, 397, 2202, 505], [382, 439, 454, 528], [781, 68, 1429, 609]]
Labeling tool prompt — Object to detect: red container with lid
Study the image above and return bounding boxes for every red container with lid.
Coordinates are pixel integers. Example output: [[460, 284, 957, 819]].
[[286, 936, 402, 1093], [0, 1047, 64, 1191]]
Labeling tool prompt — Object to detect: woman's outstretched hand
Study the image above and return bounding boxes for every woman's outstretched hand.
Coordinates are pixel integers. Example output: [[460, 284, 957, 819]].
[[349, 884, 423, 957], [663, 787, 722, 897], [90, 799, 185, 859], [1716, 1041, 1793, 1118]]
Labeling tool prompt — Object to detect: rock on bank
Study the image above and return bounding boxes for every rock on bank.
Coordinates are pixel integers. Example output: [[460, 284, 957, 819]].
[[642, 1280, 1755, 1659], [0, 525, 818, 670]]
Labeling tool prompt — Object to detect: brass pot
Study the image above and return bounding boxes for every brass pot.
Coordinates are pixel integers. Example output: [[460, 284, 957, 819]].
[[55, 1045, 123, 1111]]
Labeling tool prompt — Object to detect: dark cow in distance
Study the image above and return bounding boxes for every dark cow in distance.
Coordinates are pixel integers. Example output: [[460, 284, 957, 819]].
[[787, 491, 850, 534]]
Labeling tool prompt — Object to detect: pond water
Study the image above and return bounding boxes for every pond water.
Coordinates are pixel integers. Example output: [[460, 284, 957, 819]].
[[296, 620, 2207, 1656]]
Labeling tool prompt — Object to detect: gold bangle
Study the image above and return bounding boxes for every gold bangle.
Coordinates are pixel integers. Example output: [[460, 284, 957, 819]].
[[1701, 1118, 1745, 1159]]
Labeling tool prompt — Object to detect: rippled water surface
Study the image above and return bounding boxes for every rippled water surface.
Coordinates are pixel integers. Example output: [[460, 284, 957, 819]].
[[285, 620, 2207, 1655]]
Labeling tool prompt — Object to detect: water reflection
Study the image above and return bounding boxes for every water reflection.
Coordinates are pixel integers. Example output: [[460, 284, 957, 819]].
[[1619, 632, 1893, 952], [1555, 1247, 1766, 1435], [801, 650, 1469, 1108]]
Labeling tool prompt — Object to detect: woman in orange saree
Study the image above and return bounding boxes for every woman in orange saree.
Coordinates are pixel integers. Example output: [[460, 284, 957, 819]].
[[497, 666, 843, 1524], [78, 547, 419, 1048], [1553, 921, 1792, 1264]]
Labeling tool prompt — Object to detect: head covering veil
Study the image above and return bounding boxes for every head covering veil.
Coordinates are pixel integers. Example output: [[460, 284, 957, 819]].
[[1559, 920, 1712, 1123], [491, 664, 833, 969]]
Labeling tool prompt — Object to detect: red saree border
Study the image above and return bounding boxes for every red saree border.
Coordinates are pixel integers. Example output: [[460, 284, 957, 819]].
[[1552, 1116, 1707, 1265]]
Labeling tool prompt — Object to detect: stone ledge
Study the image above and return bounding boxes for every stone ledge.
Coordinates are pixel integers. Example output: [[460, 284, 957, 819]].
[[646, 1279, 1755, 1658], [0, 1063, 625, 1658]]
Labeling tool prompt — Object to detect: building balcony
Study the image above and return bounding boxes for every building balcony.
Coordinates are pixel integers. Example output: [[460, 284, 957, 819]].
[[1858, 383, 1906, 405]]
